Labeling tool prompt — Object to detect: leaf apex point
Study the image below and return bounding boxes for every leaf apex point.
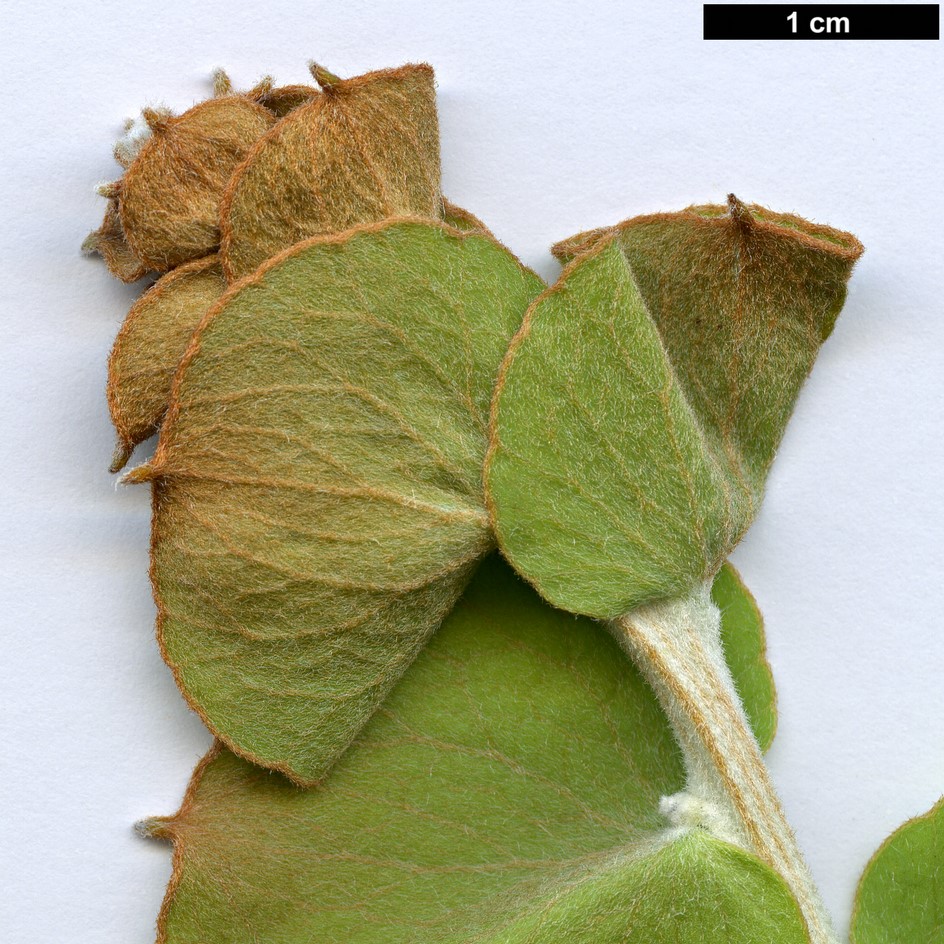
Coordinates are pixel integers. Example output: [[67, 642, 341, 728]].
[[142, 107, 171, 134], [109, 439, 134, 473], [95, 180, 121, 199], [211, 67, 232, 97], [727, 194, 754, 228], [135, 816, 175, 840], [120, 462, 160, 485], [80, 230, 100, 255], [309, 62, 342, 89], [249, 75, 274, 99]]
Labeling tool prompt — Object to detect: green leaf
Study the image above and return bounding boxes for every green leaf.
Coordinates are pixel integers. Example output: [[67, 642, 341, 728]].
[[133, 220, 543, 784], [147, 555, 797, 944], [486, 199, 862, 618], [487, 831, 808, 943], [107, 254, 225, 471], [851, 797, 944, 944], [714, 562, 777, 753]]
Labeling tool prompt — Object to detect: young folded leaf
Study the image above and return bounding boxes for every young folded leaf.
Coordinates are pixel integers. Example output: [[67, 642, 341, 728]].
[[851, 797, 944, 944], [487, 197, 863, 618], [144, 556, 797, 944], [107, 255, 225, 471], [117, 94, 276, 271], [220, 63, 442, 282], [128, 220, 543, 784]]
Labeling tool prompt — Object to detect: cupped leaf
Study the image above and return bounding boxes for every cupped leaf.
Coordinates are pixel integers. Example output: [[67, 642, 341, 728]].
[[219, 63, 442, 282], [146, 554, 792, 944], [119, 95, 276, 271], [615, 200, 862, 480], [851, 797, 944, 944], [133, 220, 543, 783], [486, 198, 862, 618], [107, 255, 225, 471]]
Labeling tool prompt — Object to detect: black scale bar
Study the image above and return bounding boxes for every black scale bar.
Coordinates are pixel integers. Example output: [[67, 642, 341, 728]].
[[704, 4, 939, 39]]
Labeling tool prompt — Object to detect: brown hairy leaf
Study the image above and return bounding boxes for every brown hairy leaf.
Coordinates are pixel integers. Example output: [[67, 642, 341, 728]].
[[219, 63, 442, 282], [119, 96, 276, 271], [441, 198, 493, 235], [550, 224, 613, 264], [257, 83, 318, 116], [107, 255, 225, 471], [82, 198, 149, 283]]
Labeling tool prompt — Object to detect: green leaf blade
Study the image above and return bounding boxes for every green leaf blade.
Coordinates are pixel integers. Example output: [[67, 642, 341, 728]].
[[145, 220, 543, 783], [488, 831, 808, 944], [151, 555, 785, 943], [851, 797, 944, 944], [714, 561, 777, 753], [487, 238, 736, 618]]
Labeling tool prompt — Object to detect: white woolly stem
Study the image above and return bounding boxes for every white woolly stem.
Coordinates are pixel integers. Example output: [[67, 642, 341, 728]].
[[610, 586, 839, 944]]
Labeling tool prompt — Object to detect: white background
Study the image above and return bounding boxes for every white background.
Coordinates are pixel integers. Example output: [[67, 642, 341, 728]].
[[1, 1, 941, 941]]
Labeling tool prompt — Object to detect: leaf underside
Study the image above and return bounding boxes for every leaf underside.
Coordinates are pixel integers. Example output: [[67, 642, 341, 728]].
[[143, 220, 543, 783], [151, 555, 800, 944], [486, 200, 862, 618], [220, 64, 442, 282], [851, 797, 944, 944]]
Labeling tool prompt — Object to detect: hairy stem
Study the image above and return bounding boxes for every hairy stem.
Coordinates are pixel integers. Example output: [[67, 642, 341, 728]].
[[610, 584, 838, 944]]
